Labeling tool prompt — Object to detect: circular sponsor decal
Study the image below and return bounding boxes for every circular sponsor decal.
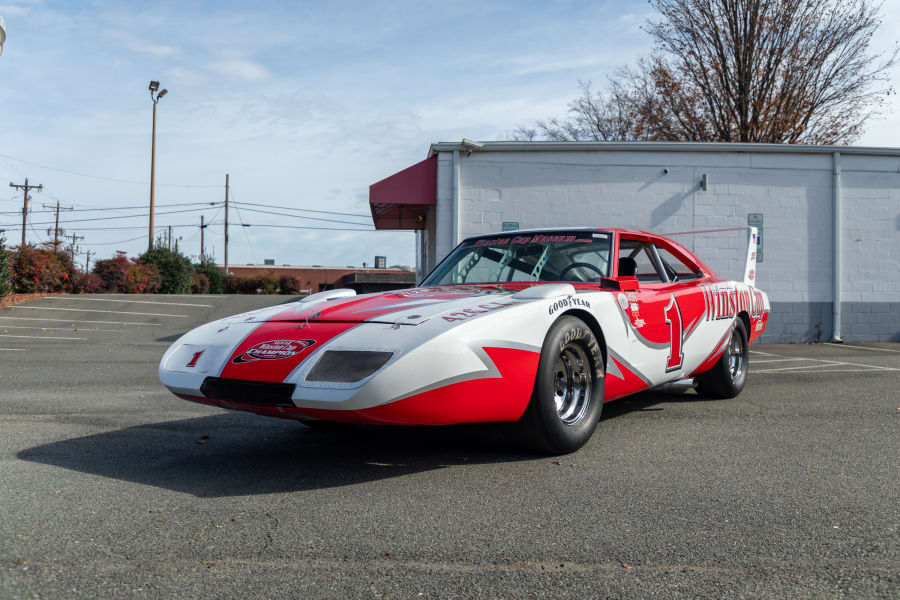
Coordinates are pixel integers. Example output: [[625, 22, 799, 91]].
[[232, 339, 315, 364], [617, 293, 628, 309]]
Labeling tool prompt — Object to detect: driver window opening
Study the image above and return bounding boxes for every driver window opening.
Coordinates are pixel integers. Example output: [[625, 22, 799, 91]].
[[655, 246, 703, 282], [618, 240, 665, 283]]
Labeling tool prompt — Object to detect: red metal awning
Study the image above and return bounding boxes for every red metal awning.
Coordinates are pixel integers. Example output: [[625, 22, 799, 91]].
[[369, 155, 436, 230]]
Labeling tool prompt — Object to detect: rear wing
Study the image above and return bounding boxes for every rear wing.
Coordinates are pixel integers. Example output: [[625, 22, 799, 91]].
[[664, 226, 758, 286]]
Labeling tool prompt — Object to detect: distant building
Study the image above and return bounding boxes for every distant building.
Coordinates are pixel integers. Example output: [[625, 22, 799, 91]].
[[221, 264, 414, 295]]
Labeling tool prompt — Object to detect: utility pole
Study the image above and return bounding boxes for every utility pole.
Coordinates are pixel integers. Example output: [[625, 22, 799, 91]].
[[84, 250, 92, 274], [43, 200, 72, 251], [200, 215, 206, 262], [167, 225, 173, 251], [9, 178, 42, 248], [223, 173, 229, 276], [67, 232, 84, 263]]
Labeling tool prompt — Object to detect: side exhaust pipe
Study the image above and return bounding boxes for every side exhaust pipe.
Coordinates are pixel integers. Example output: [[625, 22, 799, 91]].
[[653, 378, 697, 394]]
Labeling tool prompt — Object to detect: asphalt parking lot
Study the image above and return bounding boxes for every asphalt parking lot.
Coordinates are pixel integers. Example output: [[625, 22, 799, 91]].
[[1, 294, 897, 599]]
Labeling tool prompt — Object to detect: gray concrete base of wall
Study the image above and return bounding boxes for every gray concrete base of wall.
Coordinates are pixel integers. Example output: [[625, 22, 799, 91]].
[[760, 302, 900, 343]]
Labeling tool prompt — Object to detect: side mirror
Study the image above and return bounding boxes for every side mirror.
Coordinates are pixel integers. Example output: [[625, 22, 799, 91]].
[[617, 276, 640, 291], [599, 277, 639, 291]]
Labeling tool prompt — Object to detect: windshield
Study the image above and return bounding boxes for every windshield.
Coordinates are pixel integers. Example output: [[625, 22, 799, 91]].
[[422, 231, 612, 286]]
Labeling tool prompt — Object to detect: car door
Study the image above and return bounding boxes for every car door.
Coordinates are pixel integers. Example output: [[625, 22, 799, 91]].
[[614, 236, 674, 385], [649, 240, 711, 378], [613, 235, 710, 382]]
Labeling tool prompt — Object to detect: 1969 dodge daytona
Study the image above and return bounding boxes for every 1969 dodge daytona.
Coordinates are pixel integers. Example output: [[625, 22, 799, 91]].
[[159, 227, 769, 453]]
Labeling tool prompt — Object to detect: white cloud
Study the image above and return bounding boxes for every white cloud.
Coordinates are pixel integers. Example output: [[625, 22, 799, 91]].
[[104, 28, 178, 57], [0, 1, 38, 17], [207, 59, 270, 81]]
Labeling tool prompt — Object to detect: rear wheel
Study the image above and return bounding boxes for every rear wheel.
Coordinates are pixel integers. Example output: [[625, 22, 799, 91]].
[[506, 316, 604, 454], [696, 319, 749, 399]]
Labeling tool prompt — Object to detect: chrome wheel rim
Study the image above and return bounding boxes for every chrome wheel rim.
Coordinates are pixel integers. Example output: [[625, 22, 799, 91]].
[[552, 343, 592, 425], [728, 328, 744, 382]]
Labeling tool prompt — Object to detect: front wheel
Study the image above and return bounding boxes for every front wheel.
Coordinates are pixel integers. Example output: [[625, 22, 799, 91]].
[[505, 316, 604, 454], [696, 319, 749, 399]]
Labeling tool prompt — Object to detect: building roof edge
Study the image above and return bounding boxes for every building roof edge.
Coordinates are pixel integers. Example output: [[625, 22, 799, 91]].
[[426, 140, 900, 158]]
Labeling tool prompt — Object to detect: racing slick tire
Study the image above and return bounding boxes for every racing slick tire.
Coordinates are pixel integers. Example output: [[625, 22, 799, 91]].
[[505, 316, 604, 455], [696, 318, 749, 399]]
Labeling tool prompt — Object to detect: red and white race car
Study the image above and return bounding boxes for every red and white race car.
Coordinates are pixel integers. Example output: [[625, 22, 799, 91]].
[[160, 227, 768, 454]]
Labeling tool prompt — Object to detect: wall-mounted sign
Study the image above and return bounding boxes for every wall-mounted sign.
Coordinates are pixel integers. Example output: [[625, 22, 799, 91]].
[[748, 213, 763, 262], [501, 221, 519, 232]]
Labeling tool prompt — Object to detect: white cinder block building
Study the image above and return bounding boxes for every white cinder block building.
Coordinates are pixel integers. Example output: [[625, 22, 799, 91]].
[[368, 141, 900, 343]]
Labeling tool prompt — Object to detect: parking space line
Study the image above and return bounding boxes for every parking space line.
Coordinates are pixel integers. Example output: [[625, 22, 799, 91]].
[[751, 363, 840, 373], [754, 367, 886, 374], [0, 348, 26, 351], [0, 334, 86, 340], [824, 342, 900, 354], [752, 357, 900, 374], [48, 297, 214, 308], [809, 357, 900, 371], [12, 306, 188, 318], [0, 317, 157, 326], [0, 325, 125, 333], [749, 350, 782, 357], [751, 358, 811, 364]]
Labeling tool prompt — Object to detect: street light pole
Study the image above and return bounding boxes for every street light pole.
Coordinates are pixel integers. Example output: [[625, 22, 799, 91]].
[[148, 81, 167, 251]]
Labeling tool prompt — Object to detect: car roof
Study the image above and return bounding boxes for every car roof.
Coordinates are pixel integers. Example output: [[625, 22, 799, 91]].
[[463, 226, 658, 240], [461, 227, 714, 276]]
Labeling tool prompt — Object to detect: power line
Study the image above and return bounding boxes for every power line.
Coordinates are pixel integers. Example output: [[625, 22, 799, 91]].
[[0, 153, 222, 188], [0, 223, 218, 232], [27, 216, 47, 245], [231, 205, 375, 227], [82, 233, 155, 246], [0, 206, 217, 227], [0, 156, 29, 179], [231, 200, 371, 219], [0, 201, 221, 215], [231, 223, 386, 232], [230, 189, 258, 265]]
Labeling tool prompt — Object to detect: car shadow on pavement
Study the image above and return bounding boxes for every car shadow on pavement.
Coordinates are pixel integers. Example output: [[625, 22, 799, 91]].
[[16, 391, 679, 498], [15, 414, 536, 498]]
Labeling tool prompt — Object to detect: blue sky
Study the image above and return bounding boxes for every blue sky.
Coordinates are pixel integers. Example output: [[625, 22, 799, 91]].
[[1, 0, 898, 269]]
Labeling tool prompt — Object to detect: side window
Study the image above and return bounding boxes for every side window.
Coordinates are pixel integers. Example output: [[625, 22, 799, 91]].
[[619, 240, 664, 283], [656, 246, 702, 281]]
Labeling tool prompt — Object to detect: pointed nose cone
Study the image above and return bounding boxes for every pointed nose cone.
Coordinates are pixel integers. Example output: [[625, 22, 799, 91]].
[[218, 321, 358, 383]]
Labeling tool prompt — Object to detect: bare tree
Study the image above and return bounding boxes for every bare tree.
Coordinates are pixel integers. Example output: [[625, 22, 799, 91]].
[[514, 0, 898, 145], [634, 0, 898, 144], [513, 81, 640, 141]]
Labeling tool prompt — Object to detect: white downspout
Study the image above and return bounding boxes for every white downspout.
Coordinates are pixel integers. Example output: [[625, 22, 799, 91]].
[[832, 152, 842, 342], [451, 150, 460, 246]]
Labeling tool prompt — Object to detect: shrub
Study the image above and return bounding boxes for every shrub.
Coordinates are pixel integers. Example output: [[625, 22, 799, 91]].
[[243, 275, 277, 295], [92, 252, 162, 294], [278, 275, 302, 295], [0, 234, 12, 298], [194, 259, 225, 294], [138, 246, 193, 294], [190, 272, 210, 295], [10, 244, 79, 293], [71, 272, 104, 294], [225, 275, 278, 294]]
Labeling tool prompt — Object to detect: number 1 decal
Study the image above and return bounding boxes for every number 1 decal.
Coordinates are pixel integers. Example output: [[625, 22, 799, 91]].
[[664, 295, 683, 372]]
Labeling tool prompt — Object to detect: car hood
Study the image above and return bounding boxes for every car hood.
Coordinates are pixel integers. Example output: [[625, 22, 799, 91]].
[[228, 285, 523, 326]]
